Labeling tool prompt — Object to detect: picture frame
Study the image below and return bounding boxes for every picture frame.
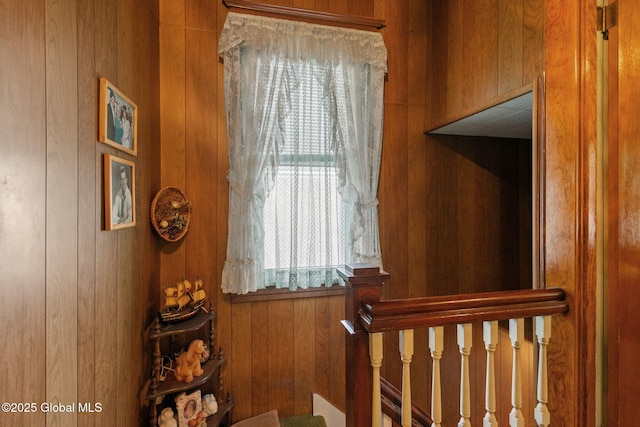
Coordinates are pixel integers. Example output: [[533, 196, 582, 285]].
[[104, 154, 136, 230], [98, 77, 138, 156], [175, 390, 202, 427]]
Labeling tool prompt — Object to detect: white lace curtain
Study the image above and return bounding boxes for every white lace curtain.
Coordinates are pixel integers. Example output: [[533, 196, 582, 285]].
[[218, 12, 387, 294]]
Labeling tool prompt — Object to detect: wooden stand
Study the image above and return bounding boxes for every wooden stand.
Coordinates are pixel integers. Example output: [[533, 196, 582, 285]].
[[147, 305, 233, 426]]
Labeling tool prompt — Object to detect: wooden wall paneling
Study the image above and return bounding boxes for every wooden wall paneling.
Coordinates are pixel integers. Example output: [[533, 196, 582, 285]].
[[187, 0, 217, 30], [250, 302, 270, 416], [522, 0, 544, 86], [293, 0, 316, 11], [408, 105, 427, 299], [139, 0, 162, 322], [407, 0, 428, 310], [518, 141, 533, 290], [379, 103, 409, 301], [543, 0, 589, 424], [215, 16, 234, 418], [606, 10, 620, 427], [0, 0, 47, 425], [444, 0, 464, 124], [135, 3, 162, 420], [45, 0, 79, 425], [328, 295, 346, 408], [185, 27, 218, 306], [94, 0, 120, 423], [427, 0, 543, 130], [423, 136, 443, 295], [159, 23, 187, 286], [408, 0, 428, 108], [314, 297, 332, 400], [439, 325, 460, 425], [461, 0, 499, 111], [160, 0, 186, 26], [497, 0, 524, 94], [381, 1, 407, 106], [432, 136, 460, 296], [326, 0, 348, 15], [456, 140, 484, 294], [294, 299, 316, 414], [76, 0, 97, 424], [347, 0, 374, 17], [149, 0, 160, 22], [116, 0, 142, 423], [116, 226, 137, 426], [373, 0, 384, 20], [609, 1, 640, 423], [230, 303, 253, 420], [268, 300, 296, 417]]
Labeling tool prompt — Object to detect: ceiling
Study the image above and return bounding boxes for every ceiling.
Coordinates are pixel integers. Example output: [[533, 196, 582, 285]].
[[428, 92, 533, 139]]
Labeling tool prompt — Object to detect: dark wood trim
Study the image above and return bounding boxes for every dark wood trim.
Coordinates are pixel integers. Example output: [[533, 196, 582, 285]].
[[222, 0, 386, 30], [227, 284, 346, 304], [359, 288, 569, 333], [380, 377, 432, 427]]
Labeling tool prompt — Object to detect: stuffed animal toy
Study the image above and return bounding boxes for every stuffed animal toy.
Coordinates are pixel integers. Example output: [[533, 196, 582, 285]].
[[174, 339, 205, 383], [201, 393, 218, 417], [157, 407, 177, 427]]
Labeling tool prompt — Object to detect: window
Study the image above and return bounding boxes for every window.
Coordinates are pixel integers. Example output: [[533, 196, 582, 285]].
[[263, 61, 347, 289], [219, 12, 387, 295]]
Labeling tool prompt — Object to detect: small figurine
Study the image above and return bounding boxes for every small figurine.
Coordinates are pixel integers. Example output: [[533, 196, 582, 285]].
[[158, 407, 177, 427], [175, 339, 205, 383], [201, 393, 218, 417], [187, 411, 207, 427]]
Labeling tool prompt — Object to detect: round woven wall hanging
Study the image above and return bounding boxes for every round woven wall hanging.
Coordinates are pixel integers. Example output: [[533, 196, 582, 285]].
[[150, 186, 191, 242]]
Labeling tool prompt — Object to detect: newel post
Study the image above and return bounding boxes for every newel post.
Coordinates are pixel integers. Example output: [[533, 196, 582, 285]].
[[339, 263, 390, 427]]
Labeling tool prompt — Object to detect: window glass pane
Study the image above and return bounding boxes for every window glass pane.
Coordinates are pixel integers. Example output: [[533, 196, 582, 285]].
[[262, 58, 346, 289]]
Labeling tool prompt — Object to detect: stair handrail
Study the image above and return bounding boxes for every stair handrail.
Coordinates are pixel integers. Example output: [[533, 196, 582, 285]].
[[359, 287, 568, 333], [339, 264, 569, 427]]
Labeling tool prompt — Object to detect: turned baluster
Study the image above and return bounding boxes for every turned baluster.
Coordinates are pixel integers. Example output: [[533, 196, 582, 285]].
[[534, 316, 551, 427], [399, 329, 414, 427], [483, 321, 498, 427], [509, 318, 525, 427], [370, 332, 384, 427], [429, 326, 444, 427], [458, 323, 472, 427]]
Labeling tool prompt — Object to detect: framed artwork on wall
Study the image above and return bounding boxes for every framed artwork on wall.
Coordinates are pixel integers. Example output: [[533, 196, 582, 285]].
[[104, 154, 136, 230], [98, 77, 138, 156]]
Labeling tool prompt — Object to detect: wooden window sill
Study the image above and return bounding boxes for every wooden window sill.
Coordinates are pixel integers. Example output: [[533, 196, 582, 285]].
[[227, 284, 346, 304]]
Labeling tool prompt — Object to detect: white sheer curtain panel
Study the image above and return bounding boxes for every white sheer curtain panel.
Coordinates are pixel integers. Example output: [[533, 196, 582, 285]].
[[218, 12, 387, 295]]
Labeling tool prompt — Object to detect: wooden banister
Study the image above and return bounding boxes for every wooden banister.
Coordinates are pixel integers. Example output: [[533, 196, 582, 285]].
[[340, 264, 569, 427], [380, 378, 432, 427], [359, 288, 568, 333]]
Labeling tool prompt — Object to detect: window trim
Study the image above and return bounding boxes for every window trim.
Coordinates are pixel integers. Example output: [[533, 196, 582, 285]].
[[227, 283, 346, 303]]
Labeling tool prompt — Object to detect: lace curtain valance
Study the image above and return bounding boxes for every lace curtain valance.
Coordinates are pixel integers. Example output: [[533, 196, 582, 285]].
[[218, 12, 388, 72]]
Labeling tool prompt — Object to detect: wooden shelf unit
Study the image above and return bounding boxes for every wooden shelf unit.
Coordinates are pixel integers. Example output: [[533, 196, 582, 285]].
[[147, 308, 233, 426]]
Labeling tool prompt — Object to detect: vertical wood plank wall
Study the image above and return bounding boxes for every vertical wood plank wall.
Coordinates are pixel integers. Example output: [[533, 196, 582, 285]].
[[1, 0, 594, 425], [0, 0, 160, 426], [427, 0, 544, 129], [159, 0, 544, 424]]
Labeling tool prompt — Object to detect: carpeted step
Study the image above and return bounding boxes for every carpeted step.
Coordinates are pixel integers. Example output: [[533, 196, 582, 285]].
[[279, 414, 327, 427]]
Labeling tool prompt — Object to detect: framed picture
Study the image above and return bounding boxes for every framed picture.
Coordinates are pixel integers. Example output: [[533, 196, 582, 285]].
[[104, 154, 136, 230], [175, 390, 202, 427], [98, 77, 138, 156]]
